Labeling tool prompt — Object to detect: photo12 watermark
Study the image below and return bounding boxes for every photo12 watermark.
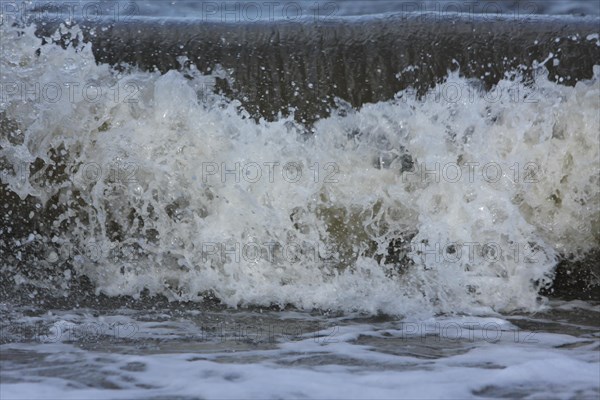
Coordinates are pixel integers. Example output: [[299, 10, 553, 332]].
[[401, 161, 542, 184], [398, 321, 539, 344], [1, 161, 141, 194], [0, 321, 139, 343], [0, 1, 139, 25], [396, 1, 541, 22], [199, 161, 340, 185], [395, 80, 541, 105], [182, 1, 340, 22], [200, 240, 332, 265], [198, 322, 339, 344], [410, 240, 545, 265], [0, 80, 141, 105]]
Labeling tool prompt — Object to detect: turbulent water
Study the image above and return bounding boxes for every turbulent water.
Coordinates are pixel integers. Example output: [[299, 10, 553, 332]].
[[1, 1, 599, 399], [1, 301, 599, 399]]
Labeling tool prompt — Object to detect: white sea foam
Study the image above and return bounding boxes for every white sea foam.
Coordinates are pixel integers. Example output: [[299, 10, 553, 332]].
[[1, 21, 598, 315], [1, 311, 598, 399]]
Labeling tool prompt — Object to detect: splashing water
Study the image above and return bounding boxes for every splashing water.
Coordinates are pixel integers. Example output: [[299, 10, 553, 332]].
[[1, 21, 598, 316]]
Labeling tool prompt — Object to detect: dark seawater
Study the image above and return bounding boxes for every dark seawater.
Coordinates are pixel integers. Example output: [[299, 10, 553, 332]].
[[1, 1, 599, 398]]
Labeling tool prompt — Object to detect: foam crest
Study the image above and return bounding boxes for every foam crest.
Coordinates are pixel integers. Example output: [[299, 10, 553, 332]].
[[1, 21, 598, 315]]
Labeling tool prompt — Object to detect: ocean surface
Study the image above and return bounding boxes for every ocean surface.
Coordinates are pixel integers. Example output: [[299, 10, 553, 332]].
[[1, 1, 599, 399]]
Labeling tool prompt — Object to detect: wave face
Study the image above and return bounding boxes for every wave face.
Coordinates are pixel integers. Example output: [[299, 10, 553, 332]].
[[31, 13, 600, 126], [1, 19, 599, 315]]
